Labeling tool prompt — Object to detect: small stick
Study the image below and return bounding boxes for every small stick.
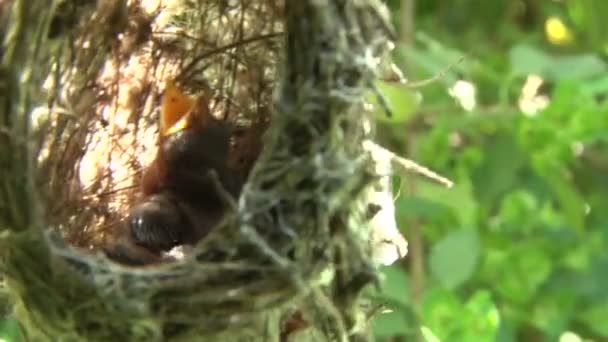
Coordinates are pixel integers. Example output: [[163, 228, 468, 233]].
[[405, 56, 465, 89], [362, 139, 454, 188], [206, 170, 238, 211]]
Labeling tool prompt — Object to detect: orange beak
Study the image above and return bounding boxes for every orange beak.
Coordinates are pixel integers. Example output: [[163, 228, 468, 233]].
[[161, 80, 195, 136]]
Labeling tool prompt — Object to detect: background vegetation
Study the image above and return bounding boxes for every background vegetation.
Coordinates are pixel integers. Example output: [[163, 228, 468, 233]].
[[373, 0, 608, 341]]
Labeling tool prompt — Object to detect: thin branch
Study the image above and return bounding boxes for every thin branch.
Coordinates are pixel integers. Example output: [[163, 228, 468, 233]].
[[362, 139, 454, 188], [405, 56, 465, 88]]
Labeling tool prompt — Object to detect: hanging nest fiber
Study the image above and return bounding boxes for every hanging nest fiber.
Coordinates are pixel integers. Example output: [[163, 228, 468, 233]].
[[0, 0, 410, 341]]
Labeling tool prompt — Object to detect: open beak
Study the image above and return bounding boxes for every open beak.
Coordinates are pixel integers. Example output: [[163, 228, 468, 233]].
[[160, 80, 195, 136]]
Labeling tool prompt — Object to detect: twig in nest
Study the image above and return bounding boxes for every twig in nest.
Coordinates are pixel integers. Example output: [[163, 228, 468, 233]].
[[207, 170, 297, 273], [176, 32, 284, 82], [207, 169, 238, 211], [362, 139, 454, 188]]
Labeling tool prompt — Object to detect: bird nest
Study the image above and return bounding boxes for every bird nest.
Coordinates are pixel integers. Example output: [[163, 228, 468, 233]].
[[0, 0, 411, 341]]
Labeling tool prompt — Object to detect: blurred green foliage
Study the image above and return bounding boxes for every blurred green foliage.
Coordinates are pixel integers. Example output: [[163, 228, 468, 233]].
[[0, 317, 21, 342], [374, 0, 608, 341]]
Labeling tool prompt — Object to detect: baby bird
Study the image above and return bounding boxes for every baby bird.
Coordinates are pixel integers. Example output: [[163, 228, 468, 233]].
[[105, 81, 244, 265]]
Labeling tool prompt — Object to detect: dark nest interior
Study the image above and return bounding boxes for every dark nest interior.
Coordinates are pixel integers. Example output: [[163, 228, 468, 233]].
[[0, 0, 411, 341]]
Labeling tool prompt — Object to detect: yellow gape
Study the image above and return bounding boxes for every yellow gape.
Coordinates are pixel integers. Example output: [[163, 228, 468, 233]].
[[161, 80, 195, 136]]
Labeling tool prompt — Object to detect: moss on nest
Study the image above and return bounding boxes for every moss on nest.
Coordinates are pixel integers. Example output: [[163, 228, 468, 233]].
[[0, 0, 397, 340]]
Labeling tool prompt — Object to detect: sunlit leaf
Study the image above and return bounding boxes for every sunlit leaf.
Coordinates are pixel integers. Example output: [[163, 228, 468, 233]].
[[423, 289, 500, 341], [422, 288, 462, 340], [461, 291, 501, 341], [420, 326, 441, 342], [0, 317, 22, 342], [369, 80, 422, 124], [429, 230, 480, 289], [559, 331, 584, 342]]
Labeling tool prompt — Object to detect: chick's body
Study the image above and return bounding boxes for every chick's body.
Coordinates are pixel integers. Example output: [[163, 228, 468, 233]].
[[160, 120, 242, 199], [106, 82, 243, 265]]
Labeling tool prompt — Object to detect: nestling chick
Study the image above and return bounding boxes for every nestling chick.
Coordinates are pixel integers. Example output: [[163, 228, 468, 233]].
[[105, 81, 246, 265]]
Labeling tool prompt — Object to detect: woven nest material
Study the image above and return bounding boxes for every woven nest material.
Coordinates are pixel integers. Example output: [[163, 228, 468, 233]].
[[0, 0, 409, 341]]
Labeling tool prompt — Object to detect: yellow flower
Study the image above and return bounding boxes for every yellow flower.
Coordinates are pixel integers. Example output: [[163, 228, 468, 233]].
[[545, 16, 574, 45]]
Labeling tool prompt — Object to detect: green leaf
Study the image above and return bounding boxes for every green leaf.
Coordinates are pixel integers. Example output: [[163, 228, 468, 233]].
[[472, 133, 529, 206], [370, 80, 422, 124], [534, 161, 586, 234], [546, 54, 607, 81], [377, 265, 410, 306], [429, 230, 480, 289], [578, 302, 608, 337], [509, 44, 607, 81], [422, 288, 463, 340], [416, 180, 478, 227], [496, 190, 539, 234], [395, 197, 456, 223], [493, 243, 553, 304], [423, 289, 501, 341], [0, 317, 22, 342], [420, 326, 441, 342], [461, 291, 501, 341], [567, 0, 608, 50], [372, 268, 417, 339], [373, 310, 413, 338], [531, 288, 577, 336], [509, 44, 553, 77], [562, 244, 591, 271], [580, 74, 608, 97]]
